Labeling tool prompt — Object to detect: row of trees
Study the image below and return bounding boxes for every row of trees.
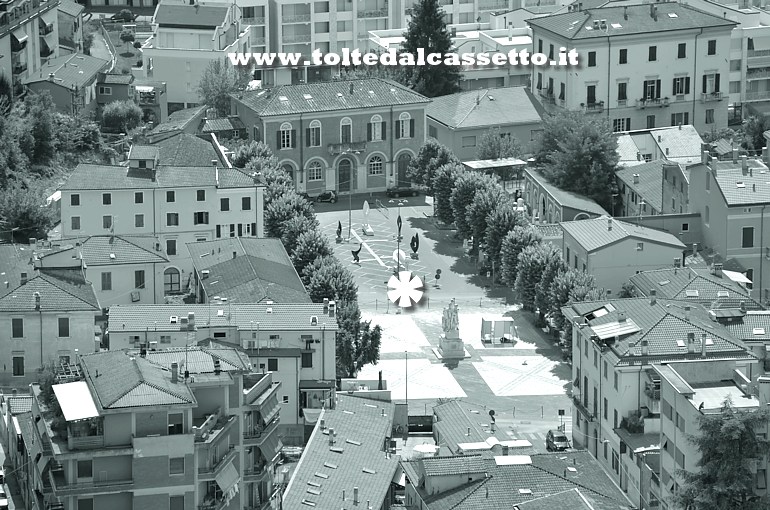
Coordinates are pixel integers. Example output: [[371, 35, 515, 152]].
[[231, 141, 381, 378]]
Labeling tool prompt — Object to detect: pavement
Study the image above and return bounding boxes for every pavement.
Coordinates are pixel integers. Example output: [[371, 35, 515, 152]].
[[89, 29, 114, 72]]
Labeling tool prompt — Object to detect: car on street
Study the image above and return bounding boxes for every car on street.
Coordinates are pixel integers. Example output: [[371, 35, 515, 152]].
[[545, 429, 571, 451], [315, 190, 337, 203], [0, 485, 8, 510], [386, 185, 419, 198]]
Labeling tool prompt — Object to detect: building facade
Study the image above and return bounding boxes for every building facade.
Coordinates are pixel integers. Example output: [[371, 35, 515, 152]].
[[24, 53, 109, 116], [523, 167, 608, 223], [56, 0, 82, 54]]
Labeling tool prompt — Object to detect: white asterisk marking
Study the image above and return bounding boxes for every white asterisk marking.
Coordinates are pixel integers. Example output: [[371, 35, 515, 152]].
[[387, 271, 424, 308]]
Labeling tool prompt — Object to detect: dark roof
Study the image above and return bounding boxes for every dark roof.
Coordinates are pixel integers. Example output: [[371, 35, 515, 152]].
[[235, 79, 429, 117], [60, 164, 157, 190], [722, 311, 770, 342], [154, 3, 229, 28], [128, 145, 160, 161], [108, 303, 339, 332], [69, 235, 168, 266], [515, 488, 596, 509], [423, 455, 488, 476], [630, 267, 761, 310], [187, 238, 309, 303], [150, 106, 206, 136], [7, 396, 34, 415], [153, 133, 225, 167], [704, 159, 770, 206], [282, 395, 398, 510], [563, 298, 753, 363], [0, 270, 99, 312], [202, 117, 246, 133], [99, 73, 134, 85], [561, 216, 685, 252], [79, 350, 196, 410], [525, 169, 608, 216], [426, 87, 544, 129], [534, 223, 563, 240], [527, 3, 736, 40], [434, 401, 516, 454], [60, 163, 253, 190], [58, 0, 85, 17], [24, 54, 108, 88], [615, 160, 669, 212], [144, 347, 251, 374]]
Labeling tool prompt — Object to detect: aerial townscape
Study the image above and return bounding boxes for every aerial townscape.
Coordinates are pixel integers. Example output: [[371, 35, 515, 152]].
[[4, 0, 770, 509]]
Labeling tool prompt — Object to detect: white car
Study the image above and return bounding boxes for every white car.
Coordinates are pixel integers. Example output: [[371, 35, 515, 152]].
[[0, 484, 8, 510]]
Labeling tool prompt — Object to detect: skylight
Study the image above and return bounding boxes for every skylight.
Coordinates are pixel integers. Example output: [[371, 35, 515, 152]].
[[217, 310, 224, 317], [363, 468, 376, 474], [585, 26, 593, 30], [336, 93, 343, 97], [717, 291, 730, 298], [685, 289, 700, 297], [611, 23, 622, 29], [303, 94, 312, 100], [754, 327, 766, 335], [323, 462, 337, 469], [346, 439, 361, 446], [519, 489, 533, 495], [658, 280, 671, 286], [676, 339, 686, 348], [330, 447, 344, 453], [279, 96, 289, 102], [307, 489, 321, 495], [301, 500, 316, 507], [705, 338, 714, 345], [737, 182, 746, 188], [307, 481, 321, 487], [314, 472, 329, 479], [343, 410, 354, 415], [668, 12, 678, 18]]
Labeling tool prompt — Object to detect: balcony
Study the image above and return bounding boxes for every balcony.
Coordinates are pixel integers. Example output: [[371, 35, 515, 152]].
[[328, 141, 367, 155], [251, 37, 266, 47], [39, 23, 54, 36], [40, 46, 54, 58], [243, 418, 279, 446], [281, 33, 311, 44], [67, 435, 104, 450], [573, 395, 595, 421], [51, 470, 134, 496], [198, 444, 237, 477], [282, 14, 311, 23], [13, 63, 28, 74], [243, 462, 268, 482], [701, 91, 723, 102], [479, 0, 509, 10], [748, 49, 770, 58], [244, 373, 281, 407], [745, 90, 770, 101], [636, 97, 669, 109], [538, 89, 555, 104], [242, 17, 266, 25], [746, 68, 770, 80], [198, 493, 230, 510], [583, 101, 604, 113], [358, 8, 388, 18]]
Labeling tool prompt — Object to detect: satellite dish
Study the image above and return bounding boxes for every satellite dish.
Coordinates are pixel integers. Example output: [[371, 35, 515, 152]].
[[363, 200, 370, 217]]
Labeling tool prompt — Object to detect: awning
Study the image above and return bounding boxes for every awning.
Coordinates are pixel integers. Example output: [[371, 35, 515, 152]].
[[299, 379, 335, 390], [135, 86, 154, 92], [52, 381, 99, 422], [258, 432, 283, 462], [215, 461, 240, 494], [723, 269, 752, 285], [13, 33, 29, 45], [302, 408, 323, 424], [392, 465, 405, 486]]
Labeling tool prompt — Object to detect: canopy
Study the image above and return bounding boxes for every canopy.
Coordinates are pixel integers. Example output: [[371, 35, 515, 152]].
[[52, 381, 99, 422], [258, 433, 283, 462], [135, 86, 155, 92], [302, 408, 323, 424], [723, 269, 752, 284], [215, 461, 240, 494]]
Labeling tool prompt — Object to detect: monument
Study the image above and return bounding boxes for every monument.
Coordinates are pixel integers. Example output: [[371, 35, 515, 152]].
[[438, 298, 466, 358]]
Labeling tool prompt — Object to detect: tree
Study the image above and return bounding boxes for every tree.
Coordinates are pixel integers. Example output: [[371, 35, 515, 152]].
[[281, 215, 320, 257], [499, 225, 542, 286], [0, 74, 12, 107], [264, 193, 315, 238], [514, 243, 561, 310], [197, 59, 250, 117], [534, 249, 567, 317], [292, 230, 333, 278], [0, 182, 57, 242], [303, 256, 358, 304], [407, 139, 459, 195], [102, 100, 143, 133], [335, 301, 382, 378], [701, 127, 736, 145], [477, 127, 522, 160], [537, 111, 619, 211], [547, 269, 599, 331], [231, 140, 275, 168], [673, 398, 770, 510], [618, 282, 638, 298], [432, 162, 462, 224], [119, 29, 135, 53], [484, 200, 528, 268], [450, 172, 497, 244], [743, 116, 770, 153], [401, 0, 462, 97], [27, 92, 55, 164], [467, 184, 508, 254]]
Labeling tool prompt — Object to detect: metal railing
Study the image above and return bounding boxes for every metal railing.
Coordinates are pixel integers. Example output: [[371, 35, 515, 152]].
[[701, 91, 723, 102], [282, 33, 311, 44], [748, 49, 770, 58], [358, 8, 388, 18], [584, 102, 604, 113], [242, 17, 266, 25], [479, 0, 509, 10], [745, 90, 770, 100], [198, 444, 236, 474], [328, 141, 367, 155], [746, 68, 770, 80], [282, 14, 311, 23], [243, 419, 279, 444]]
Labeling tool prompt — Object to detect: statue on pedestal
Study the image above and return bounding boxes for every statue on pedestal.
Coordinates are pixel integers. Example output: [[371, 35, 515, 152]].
[[438, 299, 465, 358], [442, 298, 460, 333]]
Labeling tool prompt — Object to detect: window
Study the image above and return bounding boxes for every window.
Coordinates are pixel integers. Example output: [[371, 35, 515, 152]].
[[101, 272, 112, 291], [282, 395, 290, 404], [164, 267, 180, 293], [649, 46, 657, 61], [704, 205, 710, 225], [166, 213, 179, 226], [368, 156, 383, 175], [169, 457, 185, 475], [706, 109, 714, 124], [168, 413, 183, 434], [428, 125, 437, 138], [131, 192, 143, 206], [58, 317, 69, 337], [197, 190, 206, 201], [279, 122, 295, 149], [612, 118, 630, 132], [308, 161, 323, 181], [170, 496, 185, 510], [301, 352, 313, 368], [102, 193, 111, 205], [77, 460, 93, 478], [603, 360, 608, 379], [662, 399, 673, 420], [12, 356, 23, 377], [166, 239, 177, 256], [397, 112, 413, 139], [757, 469, 767, 490], [747, 268, 754, 289], [707, 39, 716, 55], [220, 198, 230, 211], [548, 44, 554, 60], [743, 227, 755, 248], [160, 335, 171, 343], [643, 79, 660, 100], [619, 48, 627, 64], [71, 216, 81, 230], [368, 115, 384, 141], [70, 194, 80, 206], [617, 82, 627, 102], [193, 212, 209, 225], [677, 43, 686, 58], [614, 372, 618, 390], [242, 197, 251, 210], [671, 112, 689, 126], [673, 77, 690, 96], [138, 160, 147, 169], [588, 51, 596, 67], [135, 214, 144, 228], [102, 215, 112, 230], [603, 441, 608, 459], [297, 120, 318, 150], [637, 242, 644, 251], [12, 318, 23, 338], [586, 85, 596, 104], [253, 126, 261, 141], [647, 115, 655, 129], [135, 270, 146, 289], [593, 349, 598, 368], [706, 172, 711, 191], [538, 39, 543, 54], [613, 409, 618, 429], [703, 73, 721, 95], [462, 136, 476, 147], [340, 117, 352, 143], [268, 358, 278, 371], [536, 72, 542, 90], [166, 190, 175, 202]]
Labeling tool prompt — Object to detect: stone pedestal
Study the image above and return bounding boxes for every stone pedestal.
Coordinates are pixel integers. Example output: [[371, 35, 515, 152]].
[[439, 329, 465, 358]]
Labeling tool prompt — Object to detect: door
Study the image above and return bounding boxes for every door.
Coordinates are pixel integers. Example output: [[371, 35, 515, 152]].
[[397, 153, 411, 187], [338, 159, 352, 192], [282, 164, 295, 187]]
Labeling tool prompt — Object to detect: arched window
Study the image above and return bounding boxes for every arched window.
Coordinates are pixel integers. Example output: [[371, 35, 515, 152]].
[[307, 161, 323, 181], [397, 112, 412, 139], [164, 267, 180, 294], [368, 155, 383, 176], [340, 117, 352, 143], [369, 114, 383, 142], [307, 120, 321, 147], [282, 163, 295, 184], [705, 205, 710, 225], [279, 122, 294, 149]]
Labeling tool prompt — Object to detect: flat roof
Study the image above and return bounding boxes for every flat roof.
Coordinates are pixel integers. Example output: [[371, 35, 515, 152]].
[[52, 381, 99, 422], [693, 383, 759, 411]]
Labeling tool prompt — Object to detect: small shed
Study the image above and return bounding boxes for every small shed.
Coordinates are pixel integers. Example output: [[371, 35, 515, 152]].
[[481, 318, 515, 344]]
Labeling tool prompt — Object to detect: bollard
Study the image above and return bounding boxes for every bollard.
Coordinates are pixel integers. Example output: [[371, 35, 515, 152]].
[[479, 298, 482, 307]]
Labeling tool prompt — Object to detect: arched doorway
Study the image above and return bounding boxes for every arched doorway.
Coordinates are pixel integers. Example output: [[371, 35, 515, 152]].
[[164, 267, 180, 294], [282, 164, 295, 186], [397, 153, 411, 187], [338, 159, 352, 192], [540, 195, 547, 222]]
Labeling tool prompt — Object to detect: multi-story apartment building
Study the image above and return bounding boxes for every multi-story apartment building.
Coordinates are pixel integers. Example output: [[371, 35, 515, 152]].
[[0, 0, 60, 97], [689, 151, 770, 304], [12, 346, 283, 510], [231, 78, 429, 194], [141, 1, 251, 111], [106, 302, 338, 445], [56, 0, 82, 54], [654, 361, 770, 508], [528, 3, 735, 133], [563, 296, 758, 506], [58, 147, 265, 278]]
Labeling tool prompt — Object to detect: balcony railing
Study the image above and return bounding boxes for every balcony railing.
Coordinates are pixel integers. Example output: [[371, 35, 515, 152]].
[[40, 23, 54, 36], [198, 444, 237, 475], [636, 97, 669, 108], [13, 63, 28, 74], [198, 494, 229, 510], [40, 46, 54, 58], [479, 0, 509, 10], [282, 14, 311, 23], [701, 91, 723, 102], [51, 472, 134, 496], [243, 418, 279, 445], [282, 33, 311, 44], [243, 462, 268, 481], [242, 17, 266, 25], [251, 37, 266, 46], [67, 434, 104, 450], [328, 141, 367, 155], [748, 49, 770, 58], [358, 8, 388, 18], [573, 395, 596, 421], [583, 101, 604, 113], [746, 68, 770, 80], [745, 90, 770, 101]]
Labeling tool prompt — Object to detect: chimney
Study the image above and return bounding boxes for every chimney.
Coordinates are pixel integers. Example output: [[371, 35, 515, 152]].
[[47, 72, 55, 82], [502, 445, 509, 455], [684, 306, 690, 321], [171, 362, 179, 383], [733, 148, 739, 164], [342, 490, 346, 501], [701, 333, 707, 357], [658, 135, 662, 143], [713, 263, 723, 277], [608, 218, 612, 231], [674, 258, 681, 268], [467, 427, 471, 436], [633, 174, 640, 184], [687, 332, 696, 353], [214, 358, 221, 375], [323, 297, 329, 313], [679, 124, 682, 130], [593, 19, 600, 30], [624, 6, 628, 19], [378, 370, 383, 390], [353, 487, 359, 505], [754, 183, 757, 192], [618, 310, 626, 322], [653, 5, 658, 20], [741, 154, 748, 174], [20, 272, 28, 285], [329, 427, 335, 444], [350, 83, 354, 95], [328, 300, 336, 317], [320, 418, 326, 430], [740, 301, 747, 312], [212, 159, 219, 184], [702, 150, 710, 165], [650, 289, 657, 305], [641, 339, 649, 356], [709, 155, 717, 175], [34, 291, 41, 311]]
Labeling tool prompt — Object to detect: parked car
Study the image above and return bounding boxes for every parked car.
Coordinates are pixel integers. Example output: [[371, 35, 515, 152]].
[[0, 485, 8, 510], [386, 185, 419, 198], [110, 10, 139, 22], [316, 190, 337, 203], [0, 467, 4, 484], [545, 429, 571, 451], [298, 192, 312, 202]]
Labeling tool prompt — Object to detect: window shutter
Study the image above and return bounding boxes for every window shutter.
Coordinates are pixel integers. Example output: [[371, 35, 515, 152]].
[[367, 122, 372, 142], [715, 73, 721, 92], [702, 75, 707, 94], [684, 112, 689, 124], [276, 130, 280, 148], [655, 79, 661, 99], [409, 119, 415, 138], [685, 77, 690, 94], [291, 129, 297, 148], [306, 128, 311, 147], [381, 122, 387, 140], [626, 118, 631, 130], [672, 78, 677, 95], [395, 121, 401, 139]]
